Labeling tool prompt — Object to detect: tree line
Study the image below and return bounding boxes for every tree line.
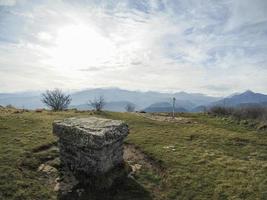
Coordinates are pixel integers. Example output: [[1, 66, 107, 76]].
[[41, 88, 135, 112]]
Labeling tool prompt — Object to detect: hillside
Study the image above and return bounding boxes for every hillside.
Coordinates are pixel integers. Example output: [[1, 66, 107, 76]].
[[0, 108, 266, 199], [0, 88, 220, 111], [72, 101, 136, 112], [212, 90, 267, 107], [0, 92, 42, 109], [2, 89, 267, 113], [143, 102, 188, 113]]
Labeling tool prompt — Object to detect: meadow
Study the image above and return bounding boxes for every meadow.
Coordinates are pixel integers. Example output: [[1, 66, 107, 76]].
[[0, 108, 266, 199]]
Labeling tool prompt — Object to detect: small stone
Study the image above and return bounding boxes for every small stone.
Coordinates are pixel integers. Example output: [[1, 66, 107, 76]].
[[38, 164, 57, 174], [163, 145, 175, 149], [54, 183, 60, 192], [38, 164, 45, 171], [131, 164, 142, 173]]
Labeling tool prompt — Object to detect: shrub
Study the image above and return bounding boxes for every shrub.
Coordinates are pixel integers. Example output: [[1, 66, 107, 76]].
[[6, 104, 16, 109], [208, 106, 233, 116], [209, 105, 267, 122], [41, 89, 71, 111], [88, 96, 105, 112], [125, 103, 135, 112], [232, 106, 265, 120]]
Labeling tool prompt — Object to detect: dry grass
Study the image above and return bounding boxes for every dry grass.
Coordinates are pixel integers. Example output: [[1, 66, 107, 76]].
[[0, 109, 267, 199]]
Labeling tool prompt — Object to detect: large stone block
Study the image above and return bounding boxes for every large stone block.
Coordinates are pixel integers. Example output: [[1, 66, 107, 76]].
[[53, 117, 129, 185]]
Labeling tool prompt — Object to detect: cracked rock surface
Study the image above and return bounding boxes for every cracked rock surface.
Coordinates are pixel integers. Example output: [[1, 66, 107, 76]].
[[53, 117, 129, 177]]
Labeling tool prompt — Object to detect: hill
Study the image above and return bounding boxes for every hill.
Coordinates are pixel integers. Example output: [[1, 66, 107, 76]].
[[0, 109, 266, 199], [143, 102, 188, 113], [70, 88, 218, 110], [2, 89, 267, 112], [0, 88, 219, 111], [212, 90, 267, 107], [72, 101, 136, 112], [0, 91, 42, 109]]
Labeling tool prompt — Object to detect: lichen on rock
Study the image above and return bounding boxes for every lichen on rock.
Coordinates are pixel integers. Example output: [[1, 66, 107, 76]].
[[53, 117, 129, 189]]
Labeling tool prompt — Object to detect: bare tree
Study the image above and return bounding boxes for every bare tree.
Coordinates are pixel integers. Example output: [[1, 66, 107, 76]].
[[125, 103, 135, 112], [41, 89, 71, 111], [89, 96, 105, 111]]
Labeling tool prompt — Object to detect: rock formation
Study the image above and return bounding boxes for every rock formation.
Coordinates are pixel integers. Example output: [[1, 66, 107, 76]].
[[53, 117, 129, 189]]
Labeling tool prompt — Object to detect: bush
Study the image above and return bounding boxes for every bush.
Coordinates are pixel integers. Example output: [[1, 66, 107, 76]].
[[209, 106, 267, 122], [208, 106, 233, 116], [89, 96, 105, 112], [6, 104, 16, 109], [233, 106, 266, 120], [125, 103, 135, 112]]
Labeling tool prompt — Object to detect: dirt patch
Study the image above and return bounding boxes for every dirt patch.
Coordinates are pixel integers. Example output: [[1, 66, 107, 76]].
[[38, 163, 58, 174], [124, 143, 164, 175], [136, 113, 196, 124], [27, 142, 165, 197]]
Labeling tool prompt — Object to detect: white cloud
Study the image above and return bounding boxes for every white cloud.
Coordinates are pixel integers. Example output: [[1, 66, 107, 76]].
[[0, 0, 267, 95], [37, 32, 52, 41], [0, 0, 16, 6], [224, 0, 267, 31]]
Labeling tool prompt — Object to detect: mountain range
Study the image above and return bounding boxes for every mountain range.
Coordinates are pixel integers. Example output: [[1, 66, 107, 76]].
[[211, 90, 267, 107], [0, 88, 266, 112]]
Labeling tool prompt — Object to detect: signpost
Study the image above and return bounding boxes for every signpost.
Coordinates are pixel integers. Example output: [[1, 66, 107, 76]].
[[172, 97, 176, 119]]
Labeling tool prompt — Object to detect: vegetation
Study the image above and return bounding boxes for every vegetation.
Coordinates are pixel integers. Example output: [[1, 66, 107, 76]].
[[41, 89, 71, 111], [89, 96, 106, 112], [125, 103, 135, 112], [0, 108, 267, 199], [209, 105, 267, 120], [5, 104, 16, 109], [208, 106, 267, 129]]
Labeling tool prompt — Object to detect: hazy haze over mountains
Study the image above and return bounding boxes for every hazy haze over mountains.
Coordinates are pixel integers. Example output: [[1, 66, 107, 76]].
[[1, 88, 267, 112], [212, 90, 267, 107], [0, 88, 219, 111]]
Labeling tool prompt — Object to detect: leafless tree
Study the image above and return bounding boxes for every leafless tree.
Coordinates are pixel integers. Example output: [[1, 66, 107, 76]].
[[125, 103, 135, 112], [89, 96, 105, 111], [41, 89, 71, 111]]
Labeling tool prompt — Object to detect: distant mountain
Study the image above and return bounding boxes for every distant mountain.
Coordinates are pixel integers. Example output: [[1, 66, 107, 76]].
[[1, 88, 267, 112], [0, 91, 42, 109], [70, 88, 218, 110], [71, 88, 151, 110], [143, 102, 188, 113], [212, 90, 267, 107], [72, 101, 136, 112], [173, 91, 220, 105]]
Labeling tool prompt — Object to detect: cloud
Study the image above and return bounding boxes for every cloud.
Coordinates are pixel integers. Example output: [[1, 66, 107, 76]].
[[202, 85, 232, 92], [0, 0, 16, 6], [224, 0, 267, 31], [0, 0, 267, 95]]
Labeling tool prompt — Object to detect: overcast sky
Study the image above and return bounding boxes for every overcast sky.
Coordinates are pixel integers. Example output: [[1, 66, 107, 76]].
[[0, 0, 267, 95]]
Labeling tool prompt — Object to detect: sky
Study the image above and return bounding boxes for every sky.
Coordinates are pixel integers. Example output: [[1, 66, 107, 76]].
[[0, 0, 267, 96]]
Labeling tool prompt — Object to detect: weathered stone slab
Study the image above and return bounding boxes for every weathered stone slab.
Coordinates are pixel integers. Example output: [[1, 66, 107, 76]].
[[53, 117, 129, 188]]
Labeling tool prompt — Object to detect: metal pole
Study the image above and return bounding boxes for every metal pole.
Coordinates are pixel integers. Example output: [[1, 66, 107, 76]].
[[172, 97, 176, 119]]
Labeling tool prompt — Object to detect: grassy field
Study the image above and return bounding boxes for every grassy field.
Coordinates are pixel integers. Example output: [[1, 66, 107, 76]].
[[0, 108, 267, 199]]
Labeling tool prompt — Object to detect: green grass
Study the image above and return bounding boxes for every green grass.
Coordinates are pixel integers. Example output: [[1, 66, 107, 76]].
[[0, 109, 267, 199]]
